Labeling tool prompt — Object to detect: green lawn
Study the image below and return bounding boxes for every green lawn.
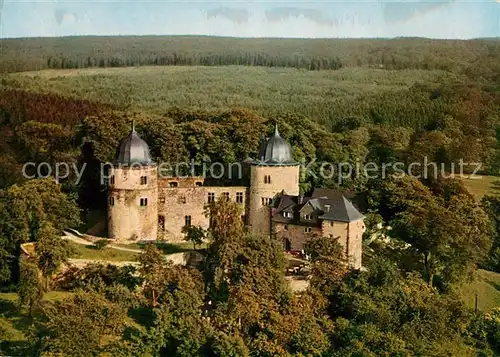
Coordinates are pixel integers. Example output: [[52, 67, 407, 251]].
[[459, 175, 500, 200], [68, 241, 139, 261], [113, 241, 207, 255], [459, 269, 500, 312], [0, 291, 71, 355]]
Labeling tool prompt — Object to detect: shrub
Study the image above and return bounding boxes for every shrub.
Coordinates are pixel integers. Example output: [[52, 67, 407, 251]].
[[94, 239, 110, 250]]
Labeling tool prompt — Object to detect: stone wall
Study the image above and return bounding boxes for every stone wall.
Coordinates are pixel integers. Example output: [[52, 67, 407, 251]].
[[108, 165, 158, 242], [274, 222, 321, 250], [347, 218, 365, 269], [158, 177, 248, 242], [248, 164, 300, 236]]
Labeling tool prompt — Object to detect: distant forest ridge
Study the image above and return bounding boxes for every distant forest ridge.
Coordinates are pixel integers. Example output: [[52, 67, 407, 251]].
[[0, 35, 498, 74]]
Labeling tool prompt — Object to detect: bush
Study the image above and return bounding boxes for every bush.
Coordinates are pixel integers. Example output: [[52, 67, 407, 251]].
[[94, 239, 110, 250]]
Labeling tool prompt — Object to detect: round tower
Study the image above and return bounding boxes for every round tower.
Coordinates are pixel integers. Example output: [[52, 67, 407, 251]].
[[107, 122, 158, 242], [248, 125, 300, 236]]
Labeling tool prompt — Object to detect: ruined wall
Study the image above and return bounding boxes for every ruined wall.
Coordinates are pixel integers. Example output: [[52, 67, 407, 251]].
[[157, 177, 248, 242], [274, 222, 321, 251], [107, 165, 158, 242], [248, 164, 300, 236]]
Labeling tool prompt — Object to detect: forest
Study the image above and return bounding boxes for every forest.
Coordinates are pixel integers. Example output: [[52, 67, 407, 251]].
[[0, 36, 500, 355]]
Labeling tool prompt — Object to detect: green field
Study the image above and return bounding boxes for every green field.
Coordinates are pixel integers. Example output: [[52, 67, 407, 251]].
[[0, 291, 71, 355], [68, 241, 139, 262], [459, 269, 500, 312], [459, 175, 500, 199], [3, 66, 464, 126]]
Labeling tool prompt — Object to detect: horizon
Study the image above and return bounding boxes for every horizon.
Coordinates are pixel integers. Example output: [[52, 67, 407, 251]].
[[0, 1, 498, 40]]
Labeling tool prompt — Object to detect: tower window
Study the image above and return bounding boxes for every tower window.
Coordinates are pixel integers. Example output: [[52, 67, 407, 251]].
[[158, 215, 165, 231], [261, 197, 272, 206], [264, 175, 271, 184], [184, 215, 192, 227], [195, 181, 202, 187], [140, 176, 148, 185], [222, 192, 230, 200], [305, 227, 312, 233], [140, 198, 148, 206], [207, 192, 215, 203], [109, 197, 114, 206], [236, 192, 244, 203], [180, 195, 186, 204], [110, 176, 115, 185], [169, 181, 178, 187], [159, 195, 166, 204]]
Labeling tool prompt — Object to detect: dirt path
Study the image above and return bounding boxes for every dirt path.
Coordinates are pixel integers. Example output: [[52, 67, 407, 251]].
[[62, 231, 142, 253]]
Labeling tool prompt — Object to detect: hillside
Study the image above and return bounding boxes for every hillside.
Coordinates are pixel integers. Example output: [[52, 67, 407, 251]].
[[3, 66, 463, 128], [0, 36, 498, 74]]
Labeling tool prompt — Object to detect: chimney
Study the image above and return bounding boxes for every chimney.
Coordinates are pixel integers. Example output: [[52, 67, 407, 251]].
[[298, 194, 304, 204]]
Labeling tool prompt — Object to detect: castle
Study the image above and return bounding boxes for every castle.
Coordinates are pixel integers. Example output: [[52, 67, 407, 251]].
[[107, 123, 365, 268]]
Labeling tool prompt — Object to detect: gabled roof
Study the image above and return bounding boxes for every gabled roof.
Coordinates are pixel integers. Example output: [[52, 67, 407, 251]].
[[272, 192, 364, 225], [311, 188, 367, 213], [318, 196, 364, 222]]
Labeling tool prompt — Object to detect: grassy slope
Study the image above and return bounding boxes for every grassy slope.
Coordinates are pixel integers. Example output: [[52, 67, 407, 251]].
[[3, 66, 462, 125], [0, 291, 71, 354], [459, 175, 500, 199], [459, 269, 500, 312], [68, 241, 139, 261]]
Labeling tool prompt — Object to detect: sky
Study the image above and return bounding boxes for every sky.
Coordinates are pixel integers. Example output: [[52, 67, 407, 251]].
[[0, 0, 498, 39]]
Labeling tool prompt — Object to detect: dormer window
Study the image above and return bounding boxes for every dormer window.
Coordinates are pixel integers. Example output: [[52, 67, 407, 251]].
[[324, 205, 330, 212], [283, 212, 292, 218], [304, 214, 312, 220], [169, 181, 178, 187]]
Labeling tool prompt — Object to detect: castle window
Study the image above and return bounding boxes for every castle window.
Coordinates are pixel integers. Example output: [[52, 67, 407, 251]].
[[110, 176, 115, 185], [184, 215, 192, 227], [109, 197, 114, 206], [305, 227, 312, 233], [159, 195, 166, 204], [207, 192, 215, 203], [195, 181, 202, 187], [330, 222, 334, 227], [329, 234, 333, 238], [236, 192, 244, 203], [324, 205, 331, 212], [169, 181, 178, 187], [140, 198, 148, 206], [283, 212, 292, 218], [284, 224, 288, 231], [140, 176, 148, 185], [158, 215, 165, 231], [304, 214, 312, 220], [264, 175, 271, 184], [180, 195, 186, 204], [261, 197, 272, 206], [222, 192, 230, 200]]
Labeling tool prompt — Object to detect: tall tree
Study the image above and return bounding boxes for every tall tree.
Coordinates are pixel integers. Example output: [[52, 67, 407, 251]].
[[35, 222, 73, 290], [18, 259, 43, 316]]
